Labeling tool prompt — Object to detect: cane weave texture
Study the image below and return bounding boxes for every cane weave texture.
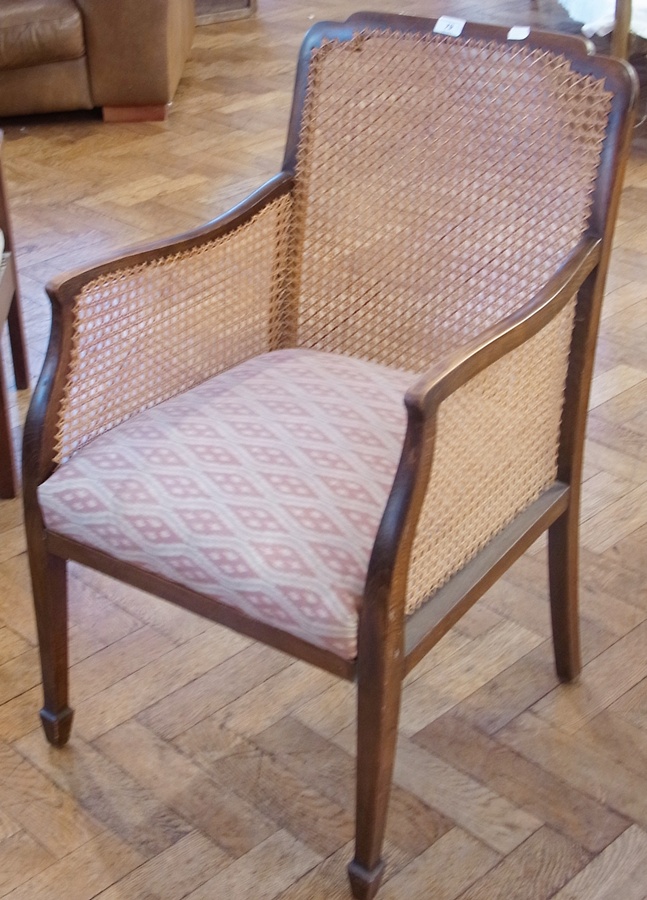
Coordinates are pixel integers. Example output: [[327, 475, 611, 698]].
[[289, 31, 611, 371], [55, 193, 292, 464], [405, 298, 576, 615]]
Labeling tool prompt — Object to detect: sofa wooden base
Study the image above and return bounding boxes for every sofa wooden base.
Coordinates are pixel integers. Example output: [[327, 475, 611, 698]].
[[102, 104, 169, 123], [195, 0, 256, 24]]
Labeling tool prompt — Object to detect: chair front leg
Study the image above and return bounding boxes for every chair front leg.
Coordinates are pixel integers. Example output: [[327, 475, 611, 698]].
[[28, 540, 74, 745], [348, 624, 403, 900], [548, 499, 581, 682]]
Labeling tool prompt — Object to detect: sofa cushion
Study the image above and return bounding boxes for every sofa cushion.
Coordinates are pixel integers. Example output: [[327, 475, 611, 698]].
[[39, 350, 414, 660], [0, 0, 85, 71]]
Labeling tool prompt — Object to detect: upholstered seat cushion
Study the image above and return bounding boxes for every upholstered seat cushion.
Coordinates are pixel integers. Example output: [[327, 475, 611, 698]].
[[0, 0, 85, 71], [39, 350, 413, 659]]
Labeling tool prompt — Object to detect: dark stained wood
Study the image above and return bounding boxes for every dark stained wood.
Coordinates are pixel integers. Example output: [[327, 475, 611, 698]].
[[0, 132, 29, 498], [28, 547, 73, 746], [548, 504, 583, 680], [0, 133, 28, 389], [1, 5, 644, 898]]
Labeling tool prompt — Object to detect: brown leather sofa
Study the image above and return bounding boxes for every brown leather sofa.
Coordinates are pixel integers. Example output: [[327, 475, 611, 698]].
[[0, 0, 195, 121]]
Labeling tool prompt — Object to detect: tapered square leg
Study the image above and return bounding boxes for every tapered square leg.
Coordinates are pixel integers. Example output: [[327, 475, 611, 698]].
[[348, 617, 402, 900], [28, 546, 74, 746], [548, 505, 581, 682], [348, 859, 386, 900]]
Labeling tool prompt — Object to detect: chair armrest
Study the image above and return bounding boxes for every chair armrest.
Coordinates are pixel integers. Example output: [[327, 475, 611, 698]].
[[365, 236, 601, 624], [74, 0, 195, 108], [24, 173, 294, 489]]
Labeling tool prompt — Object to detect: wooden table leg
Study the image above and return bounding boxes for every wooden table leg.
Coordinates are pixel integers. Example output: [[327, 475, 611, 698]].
[[0, 130, 29, 497], [7, 286, 29, 390], [0, 345, 18, 499]]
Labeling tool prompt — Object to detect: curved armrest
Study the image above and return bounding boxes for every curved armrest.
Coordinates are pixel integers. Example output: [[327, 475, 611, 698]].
[[405, 238, 601, 416], [24, 173, 294, 492], [364, 236, 602, 630]]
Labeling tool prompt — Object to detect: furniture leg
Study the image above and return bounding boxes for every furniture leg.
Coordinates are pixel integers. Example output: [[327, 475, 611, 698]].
[[548, 502, 582, 682], [348, 645, 402, 900], [29, 545, 73, 745], [0, 344, 17, 498], [7, 292, 28, 389]]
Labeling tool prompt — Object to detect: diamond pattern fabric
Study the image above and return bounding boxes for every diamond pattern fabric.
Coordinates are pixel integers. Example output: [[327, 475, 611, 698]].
[[38, 350, 414, 659]]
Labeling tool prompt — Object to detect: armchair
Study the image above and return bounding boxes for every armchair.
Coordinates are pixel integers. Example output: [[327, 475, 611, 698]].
[[23, 15, 637, 899]]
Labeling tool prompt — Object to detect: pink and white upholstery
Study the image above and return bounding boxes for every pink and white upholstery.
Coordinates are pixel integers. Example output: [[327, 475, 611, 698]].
[[38, 349, 413, 658]]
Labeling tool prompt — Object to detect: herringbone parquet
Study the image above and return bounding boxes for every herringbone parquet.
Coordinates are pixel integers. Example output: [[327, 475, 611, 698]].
[[1, 2, 646, 898]]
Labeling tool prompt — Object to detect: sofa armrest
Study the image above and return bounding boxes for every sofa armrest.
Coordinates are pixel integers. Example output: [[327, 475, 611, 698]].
[[74, 0, 195, 108]]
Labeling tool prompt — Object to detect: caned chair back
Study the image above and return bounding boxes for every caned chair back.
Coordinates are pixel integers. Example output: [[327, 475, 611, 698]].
[[285, 20, 614, 368], [278, 19, 622, 614]]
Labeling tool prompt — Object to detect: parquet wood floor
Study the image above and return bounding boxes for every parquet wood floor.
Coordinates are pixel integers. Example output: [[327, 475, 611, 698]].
[[1, 1, 646, 897]]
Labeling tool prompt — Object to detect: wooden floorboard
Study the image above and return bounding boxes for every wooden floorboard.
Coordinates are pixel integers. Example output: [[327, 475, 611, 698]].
[[1, 0, 646, 897]]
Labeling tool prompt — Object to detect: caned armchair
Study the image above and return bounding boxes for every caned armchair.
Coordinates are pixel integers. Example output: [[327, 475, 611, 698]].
[[23, 15, 636, 900]]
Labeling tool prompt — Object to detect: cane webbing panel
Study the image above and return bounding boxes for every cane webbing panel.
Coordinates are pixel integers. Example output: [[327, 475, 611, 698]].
[[55, 193, 292, 464], [290, 30, 611, 371], [405, 298, 576, 615]]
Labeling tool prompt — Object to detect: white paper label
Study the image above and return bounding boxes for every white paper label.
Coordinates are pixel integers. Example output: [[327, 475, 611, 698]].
[[433, 16, 465, 37], [507, 26, 531, 40]]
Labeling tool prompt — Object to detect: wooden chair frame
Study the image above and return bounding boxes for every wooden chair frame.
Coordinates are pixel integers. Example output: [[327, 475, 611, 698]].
[[23, 17, 637, 899], [0, 131, 29, 499]]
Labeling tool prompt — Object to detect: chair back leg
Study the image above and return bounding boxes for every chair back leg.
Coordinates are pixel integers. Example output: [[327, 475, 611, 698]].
[[548, 503, 582, 681]]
